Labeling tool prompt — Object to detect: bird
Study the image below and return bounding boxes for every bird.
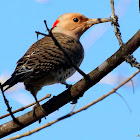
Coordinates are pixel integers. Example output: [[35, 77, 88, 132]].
[[1, 13, 110, 111]]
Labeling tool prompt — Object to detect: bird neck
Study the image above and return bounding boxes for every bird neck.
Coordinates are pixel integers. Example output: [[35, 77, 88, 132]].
[[52, 28, 80, 41]]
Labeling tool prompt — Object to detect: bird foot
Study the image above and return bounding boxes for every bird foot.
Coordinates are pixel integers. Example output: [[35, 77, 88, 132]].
[[33, 103, 41, 123]]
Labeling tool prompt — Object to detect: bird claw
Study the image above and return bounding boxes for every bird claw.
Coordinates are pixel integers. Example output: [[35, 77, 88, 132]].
[[33, 103, 41, 123]]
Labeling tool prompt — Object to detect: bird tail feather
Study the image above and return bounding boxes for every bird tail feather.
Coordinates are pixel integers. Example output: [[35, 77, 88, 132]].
[[2, 75, 21, 92]]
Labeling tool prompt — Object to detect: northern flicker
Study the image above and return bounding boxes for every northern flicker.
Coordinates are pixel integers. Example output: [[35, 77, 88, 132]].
[[1, 13, 110, 108]]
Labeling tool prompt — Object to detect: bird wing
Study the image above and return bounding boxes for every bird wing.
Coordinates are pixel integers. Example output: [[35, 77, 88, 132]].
[[2, 33, 84, 90]]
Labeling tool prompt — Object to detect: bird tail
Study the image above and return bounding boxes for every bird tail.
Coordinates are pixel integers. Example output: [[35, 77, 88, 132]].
[[1, 75, 20, 92], [1, 68, 33, 92]]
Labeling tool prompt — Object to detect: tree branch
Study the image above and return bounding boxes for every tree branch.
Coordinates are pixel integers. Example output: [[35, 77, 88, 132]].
[[6, 69, 140, 140], [0, 30, 140, 138]]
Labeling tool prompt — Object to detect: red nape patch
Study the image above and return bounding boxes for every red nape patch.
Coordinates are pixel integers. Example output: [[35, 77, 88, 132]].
[[52, 20, 60, 28]]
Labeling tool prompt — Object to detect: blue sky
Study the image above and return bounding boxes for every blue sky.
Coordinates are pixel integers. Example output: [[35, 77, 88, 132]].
[[0, 0, 140, 140]]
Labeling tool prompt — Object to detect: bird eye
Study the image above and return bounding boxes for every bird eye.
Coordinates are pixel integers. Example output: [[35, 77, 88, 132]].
[[73, 17, 79, 22]]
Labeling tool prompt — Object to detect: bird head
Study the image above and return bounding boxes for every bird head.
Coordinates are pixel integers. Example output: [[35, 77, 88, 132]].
[[52, 13, 111, 40]]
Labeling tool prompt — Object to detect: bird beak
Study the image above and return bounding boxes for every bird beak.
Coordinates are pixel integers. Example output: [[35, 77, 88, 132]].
[[86, 18, 111, 27]]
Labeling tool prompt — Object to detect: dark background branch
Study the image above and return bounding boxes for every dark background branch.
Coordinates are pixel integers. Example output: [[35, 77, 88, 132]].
[[0, 29, 140, 138]]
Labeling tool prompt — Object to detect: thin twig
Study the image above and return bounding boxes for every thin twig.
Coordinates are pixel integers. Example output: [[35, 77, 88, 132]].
[[110, 0, 123, 46], [125, 54, 140, 69], [0, 83, 21, 124], [43, 20, 90, 82], [7, 70, 140, 140], [35, 31, 47, 37], [115, 92, 131, 112], [110, 0, 140, 69], [0, 94, 51, 119], [130, 79, 135, 94]]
